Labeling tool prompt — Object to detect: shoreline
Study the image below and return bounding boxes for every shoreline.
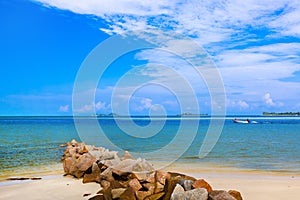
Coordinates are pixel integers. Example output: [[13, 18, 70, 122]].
[[2, 160, 299, 181], [0, 162, 63, 181], [2, 161, 300, 181], [2, 167, 299, 186], [153, 161, 300, 177]]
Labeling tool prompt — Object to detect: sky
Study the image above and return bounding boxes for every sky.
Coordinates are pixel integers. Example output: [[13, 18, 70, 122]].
[[0, 0, 300, 116]]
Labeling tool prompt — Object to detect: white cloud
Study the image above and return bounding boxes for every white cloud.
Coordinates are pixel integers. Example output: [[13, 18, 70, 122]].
[[74, 101, 110, 113], [35, 0, 300, 114], [36, 0, 173, 16], [74, 103, 94, 113], [35, 0, 300, 43], [228, 100, 250, 109], [237, 100, 250, 109], [268, 1, 300, 37], [263, 93, 283, 107], [58, 104, 69, 112], [217, 42, 300, 105], [263, 93, 275, 106], [133, 97, 152, 111], [217, 42, 300, 69], [141, 98, 152, 108], [95, 101, 108, 110]]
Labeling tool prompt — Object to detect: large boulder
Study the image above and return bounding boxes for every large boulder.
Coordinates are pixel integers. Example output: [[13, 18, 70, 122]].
[[144, 192, 165, 200], [100, 168, 115, 182], [72, 153, 96, 178], [83, 162, 102, 183], [179, 179, 194, 191], [172, 184, 185, 194], [155, 171, 170, 185], [89, 148, 120, 161], [192, 179, 213, 193], [119, 187, 136, 200], [142, 182, 155, 194], [154, 181, 165, 193], [112, 158, 155, 174], [121, 151, 134, 160], [228, 190, 243, 200], [99, 159, 121, 168], [62, 140, 98, 178], [63, 157, 76, 175], [111, 188, 126, 199], [136, 191, 153, 200], [208, 190, 236, 200], [99, 180, 112, 200], [171, 185, 208, 200], [164, 176, 183, 200], [132, 171, 155, 182], [63, 152, 96, 178], [185, 188, 208, 200], [77, 143, 89, 155], [163, 172, 196, 200], [128, 178, 143, 191]]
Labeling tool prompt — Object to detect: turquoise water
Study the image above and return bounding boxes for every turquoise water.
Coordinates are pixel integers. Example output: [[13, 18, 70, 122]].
[[0, 116, 300, 178]]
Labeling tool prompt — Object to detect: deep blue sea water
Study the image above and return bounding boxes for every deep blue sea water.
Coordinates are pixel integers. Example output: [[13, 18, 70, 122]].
[[0, 116, 300, 178]]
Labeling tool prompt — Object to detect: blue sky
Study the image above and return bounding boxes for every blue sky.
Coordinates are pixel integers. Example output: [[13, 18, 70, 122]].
[[1, 0, 300, 116]]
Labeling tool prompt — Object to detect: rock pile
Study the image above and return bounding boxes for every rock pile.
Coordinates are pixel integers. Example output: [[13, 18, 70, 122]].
[[62, 140, 243, 200]]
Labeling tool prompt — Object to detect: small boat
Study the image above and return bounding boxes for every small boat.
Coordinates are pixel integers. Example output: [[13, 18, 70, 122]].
[[233, 118, 250, 124]]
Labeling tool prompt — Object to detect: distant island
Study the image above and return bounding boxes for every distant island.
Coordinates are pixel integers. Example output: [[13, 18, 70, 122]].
[[178, 113, 208, 117], [96, 113, 119, 117], [263, 112, 300, 116], [95, 113, 209, 117]]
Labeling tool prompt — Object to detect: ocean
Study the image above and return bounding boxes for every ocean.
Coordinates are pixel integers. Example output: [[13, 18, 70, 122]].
[[0, 116, 300, 179]]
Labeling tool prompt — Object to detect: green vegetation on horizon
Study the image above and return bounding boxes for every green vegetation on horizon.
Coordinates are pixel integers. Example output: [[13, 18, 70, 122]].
[[263, 112, 300, 116]]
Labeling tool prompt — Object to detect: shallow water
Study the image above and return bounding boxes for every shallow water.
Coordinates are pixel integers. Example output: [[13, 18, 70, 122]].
[[0, 116, 299, 178]]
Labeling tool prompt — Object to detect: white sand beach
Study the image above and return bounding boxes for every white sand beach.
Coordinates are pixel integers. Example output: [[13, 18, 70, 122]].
[[1, 171, 299, 200], [166, 163, 300, 200], [207, 175, 300, 200], [0, 175, 100, 200]]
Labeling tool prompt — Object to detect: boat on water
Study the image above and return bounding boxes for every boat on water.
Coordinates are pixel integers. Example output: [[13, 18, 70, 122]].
[[233, 118, 259, 124], [233, 118, 250, 124]]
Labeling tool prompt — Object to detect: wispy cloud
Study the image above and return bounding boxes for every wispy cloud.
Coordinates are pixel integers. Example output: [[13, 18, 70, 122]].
[[74, 101, 110, 113], [237, 100, 250, 109], [132, 97, 152, 112], [36, 0, 173, 16], [227, 99, 250, 113], [58, 104, 69, 112], [34, 0, 300, 113], [34, 0, 300, 41]]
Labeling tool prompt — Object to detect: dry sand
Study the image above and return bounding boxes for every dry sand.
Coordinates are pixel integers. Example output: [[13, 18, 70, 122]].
[[0, 171, 299, 200], [0, 175, 100, 200], [166, 163, 300, 200], [195, 173, 300, 200], [207, 175, 300, 200]]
